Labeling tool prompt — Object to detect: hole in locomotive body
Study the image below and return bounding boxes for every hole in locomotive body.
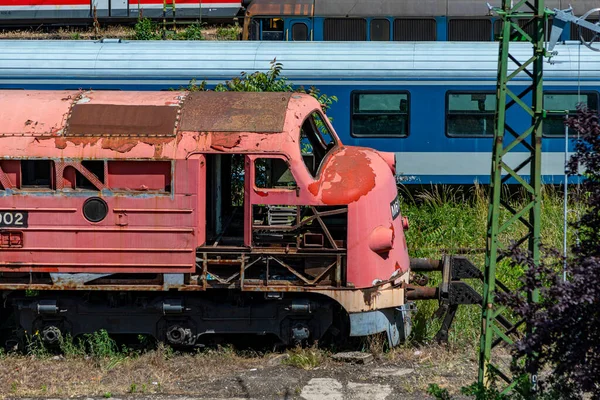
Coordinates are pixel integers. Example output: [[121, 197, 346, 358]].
[[205, 154, 245, 247]]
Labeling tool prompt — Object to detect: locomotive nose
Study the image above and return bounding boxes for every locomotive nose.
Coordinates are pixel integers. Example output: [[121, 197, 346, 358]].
[[377, 151, 396, 174]]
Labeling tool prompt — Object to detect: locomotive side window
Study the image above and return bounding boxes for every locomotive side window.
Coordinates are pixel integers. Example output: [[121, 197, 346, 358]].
[[394, 19, 436, 41], [323, 18, 367, 41], [351, 91, 409, 137], [300, 112, 337, 176], [448, 19, 492, 41], [543, 92, 599, 136], [446, 92, 495, 137], [260, 18, 284, 41], [21, 160, 52, 188], [292, 23, 308, 41], [255, 158, 297, 189], [370, 19, 390, 41]]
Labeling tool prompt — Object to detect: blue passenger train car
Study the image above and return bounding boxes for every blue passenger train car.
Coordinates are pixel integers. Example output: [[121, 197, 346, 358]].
[[0, 40, 597, 184], [242, 0, 598, 42]]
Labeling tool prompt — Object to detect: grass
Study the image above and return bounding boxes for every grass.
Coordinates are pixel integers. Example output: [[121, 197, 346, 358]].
[[0, 23, 237, 40], [283, 346, 327, 370], [401, 184, 585, 345]]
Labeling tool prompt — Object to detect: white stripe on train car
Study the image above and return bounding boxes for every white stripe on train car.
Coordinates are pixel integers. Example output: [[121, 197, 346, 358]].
[[394, 152, 573, 176], [0, 5, 89, 9]]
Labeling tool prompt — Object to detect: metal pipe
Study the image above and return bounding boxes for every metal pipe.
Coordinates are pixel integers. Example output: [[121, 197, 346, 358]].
[[405, 284, 439, 301], [409, 258, 442, 272]]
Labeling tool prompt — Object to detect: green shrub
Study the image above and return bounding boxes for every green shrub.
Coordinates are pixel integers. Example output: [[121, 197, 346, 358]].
[[134, 17, 161, 40]]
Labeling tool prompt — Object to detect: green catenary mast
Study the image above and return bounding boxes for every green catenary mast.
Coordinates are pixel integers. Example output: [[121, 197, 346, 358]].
[[478, 0, 548, 392]]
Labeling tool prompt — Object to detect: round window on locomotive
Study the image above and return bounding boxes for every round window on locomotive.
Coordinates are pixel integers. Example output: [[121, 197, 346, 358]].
[[83, 197, 108, 223]]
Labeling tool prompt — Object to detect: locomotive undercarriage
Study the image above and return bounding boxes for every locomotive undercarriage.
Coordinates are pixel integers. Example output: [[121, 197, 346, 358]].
[[4, 291, 339, 350]]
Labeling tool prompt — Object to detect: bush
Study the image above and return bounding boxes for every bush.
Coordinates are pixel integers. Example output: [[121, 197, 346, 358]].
[[177, 23, 203, 40], [187, 59, 337, 113], [498, 106, 600, 398], [134, 17, 161, 40], [216, 24, 241, 40]]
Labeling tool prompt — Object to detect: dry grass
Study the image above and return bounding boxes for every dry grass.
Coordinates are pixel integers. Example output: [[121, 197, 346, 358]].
[[0, 346, 258, 398]]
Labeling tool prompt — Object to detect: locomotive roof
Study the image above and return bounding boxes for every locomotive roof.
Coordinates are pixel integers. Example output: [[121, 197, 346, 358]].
[[0, 41, 598, 86], [0, 91, 296, 137], [246, 0, 593, 17], [0, 90, 323, 160]]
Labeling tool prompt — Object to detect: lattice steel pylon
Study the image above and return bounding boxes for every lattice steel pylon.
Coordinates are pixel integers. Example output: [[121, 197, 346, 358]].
[[478, 0, 549, 392]]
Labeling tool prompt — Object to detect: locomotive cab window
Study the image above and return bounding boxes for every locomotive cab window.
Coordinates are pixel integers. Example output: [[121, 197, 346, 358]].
[[21, 160, 52, 189], [300, 112, 336, 176], [255, 158, 297, 189], [370, 19, 390, 41], [351, 91, 409, 137], [544, 92, 599, 136], [446, 92, 496, 137]]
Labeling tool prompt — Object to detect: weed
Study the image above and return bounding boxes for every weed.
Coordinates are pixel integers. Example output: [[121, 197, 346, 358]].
[[134, 17, 161, 40], [85, 329, 119, 359], [103, 392, 112, 398], [129, 383, 138, 393], [10, 381, 18, 393], [216, 23, 241, 40], [178, 22, 204, 40], [283, 346, 326, 370], [428, 383, 453, 400], [40, 384, 48, 393], [70, 32, 81, 40], [59, 333, 85, 357]]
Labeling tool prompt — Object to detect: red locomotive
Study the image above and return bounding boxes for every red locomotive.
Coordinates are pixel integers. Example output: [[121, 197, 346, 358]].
[[0, 90, 412, 348]]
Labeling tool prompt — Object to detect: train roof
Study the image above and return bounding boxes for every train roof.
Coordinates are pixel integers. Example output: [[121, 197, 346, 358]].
[[245, 0, 596, 17], [0, 90, 322, 159], [0, 41, 598, 86]]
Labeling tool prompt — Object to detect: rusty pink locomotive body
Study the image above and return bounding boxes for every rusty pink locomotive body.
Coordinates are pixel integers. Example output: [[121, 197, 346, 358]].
[[0, 90, 411, 347]]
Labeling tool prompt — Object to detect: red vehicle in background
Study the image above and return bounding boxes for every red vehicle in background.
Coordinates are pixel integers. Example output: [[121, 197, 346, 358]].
[[0, 90, 412, 348], [0, 0, 241, 24]]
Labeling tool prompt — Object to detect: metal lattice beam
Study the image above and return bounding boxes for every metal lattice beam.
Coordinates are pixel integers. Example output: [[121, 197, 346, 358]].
[[478, 0, 548, 392]]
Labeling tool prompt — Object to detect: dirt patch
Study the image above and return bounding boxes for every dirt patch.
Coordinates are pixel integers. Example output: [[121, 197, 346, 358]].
[[0, 345, 478, 399]]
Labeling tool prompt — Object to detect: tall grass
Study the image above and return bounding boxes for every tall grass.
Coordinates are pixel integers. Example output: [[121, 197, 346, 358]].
[[401, 184, 584, 345]]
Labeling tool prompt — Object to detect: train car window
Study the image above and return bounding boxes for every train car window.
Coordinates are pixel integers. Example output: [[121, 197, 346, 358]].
[[323, 19, 367, 41], [544, 92, 599, 136], [107, 161, 172, 192], [448, 19, 492, 41], [446, 92, 496, 137], [394, 19, 436, 41], [371, 19, 390, 41], [300, 112, 337, 176], [21, 160, 52, 189], [255, 158, 297, 189], [292, 23, 308, 41], [351, 91, 409, 137], [260, 18, 284, 41]]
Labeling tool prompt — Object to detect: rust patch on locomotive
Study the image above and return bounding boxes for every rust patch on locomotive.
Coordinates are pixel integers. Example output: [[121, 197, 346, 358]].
[[66, 104, 178, 137], [180, 92, 291, 133], [308, 148, 376, 204]]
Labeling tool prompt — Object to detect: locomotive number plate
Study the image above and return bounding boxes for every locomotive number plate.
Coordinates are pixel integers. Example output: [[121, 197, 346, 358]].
[[0, 211, 28, 228], [390, 197, 401, 220]]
